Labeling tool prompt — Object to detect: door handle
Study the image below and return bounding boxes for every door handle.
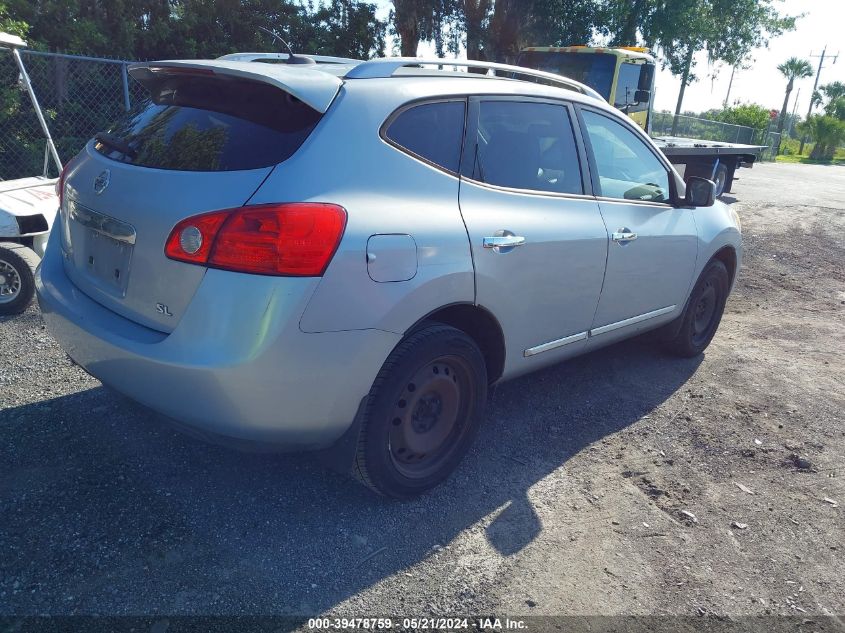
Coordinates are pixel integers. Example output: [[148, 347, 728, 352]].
[[483, 232, 526, 254], [483, 235, 526, 249], [611, 228, 638, 243]]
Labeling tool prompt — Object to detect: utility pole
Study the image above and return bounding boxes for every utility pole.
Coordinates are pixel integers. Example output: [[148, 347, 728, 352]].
[[799, 46, 839, 155], [723, 65, 736, 109], [789, 87, 801, 137]]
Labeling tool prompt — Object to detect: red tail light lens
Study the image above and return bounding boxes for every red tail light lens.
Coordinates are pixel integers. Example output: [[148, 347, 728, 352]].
[[164, 203, 347, 276], [56, 163, 69, 208]]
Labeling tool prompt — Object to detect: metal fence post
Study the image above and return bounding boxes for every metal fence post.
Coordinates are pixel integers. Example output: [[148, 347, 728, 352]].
[[121, 63, 131, 111]]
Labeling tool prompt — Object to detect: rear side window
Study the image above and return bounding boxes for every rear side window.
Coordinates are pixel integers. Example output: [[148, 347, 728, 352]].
[[472, 101, 583, 195], [384, 101, 466, 173], [95, 75, 322, 171]]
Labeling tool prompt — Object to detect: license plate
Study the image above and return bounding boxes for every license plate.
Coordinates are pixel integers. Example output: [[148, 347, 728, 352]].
[[65, 200, 136, 297]]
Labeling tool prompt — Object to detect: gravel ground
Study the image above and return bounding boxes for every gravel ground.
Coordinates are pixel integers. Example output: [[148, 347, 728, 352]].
[[1, 162, 843, 620]]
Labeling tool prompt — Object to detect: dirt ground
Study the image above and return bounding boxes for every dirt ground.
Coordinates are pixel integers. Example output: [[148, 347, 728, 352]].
[[0, 161, 843, 623]]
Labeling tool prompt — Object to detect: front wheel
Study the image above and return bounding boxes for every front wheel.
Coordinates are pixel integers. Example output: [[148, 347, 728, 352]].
[[0, 242, 40, 316], [353, 324, 488, 498], [661, 259, 730, 357]]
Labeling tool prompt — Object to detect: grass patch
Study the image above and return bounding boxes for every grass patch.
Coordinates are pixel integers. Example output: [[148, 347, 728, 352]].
[[775, 154, 845, 165]]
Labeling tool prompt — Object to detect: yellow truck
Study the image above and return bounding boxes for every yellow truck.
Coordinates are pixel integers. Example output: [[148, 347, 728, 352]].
[[516, 45, 764, 196]]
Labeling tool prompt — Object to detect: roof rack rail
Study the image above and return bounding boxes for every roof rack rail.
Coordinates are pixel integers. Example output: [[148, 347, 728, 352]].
[[344, 57, 603, 100], [217, 52, 362, 65]]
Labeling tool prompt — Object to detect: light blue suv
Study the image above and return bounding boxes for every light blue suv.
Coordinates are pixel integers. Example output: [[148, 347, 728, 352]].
[[37, 56, 741, 497]]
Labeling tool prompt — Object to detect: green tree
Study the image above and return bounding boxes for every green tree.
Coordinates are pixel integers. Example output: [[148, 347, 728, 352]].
[[485, 0, 597, 62], [776, 57, 812, 135], [799, 114, 845, 160], [0, 0, 28, 38], [9, 0, 385, 60], [652, 0, 796, 134], [599, 0, 797, 134], [705, 103, 771, 131], [820, 80, 845, 118]]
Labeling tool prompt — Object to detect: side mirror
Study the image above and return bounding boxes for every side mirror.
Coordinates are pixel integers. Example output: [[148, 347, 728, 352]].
[[634, 88, 650, 103], [685, 177, 716, 207], [638, 63, 655, 91]]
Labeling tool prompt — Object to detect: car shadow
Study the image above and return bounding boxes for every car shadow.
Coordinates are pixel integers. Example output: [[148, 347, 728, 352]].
[[0, 336, 701, 615]]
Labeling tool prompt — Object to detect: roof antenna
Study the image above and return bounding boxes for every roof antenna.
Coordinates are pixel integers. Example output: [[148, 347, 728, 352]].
[[258, 26, 315, 65]]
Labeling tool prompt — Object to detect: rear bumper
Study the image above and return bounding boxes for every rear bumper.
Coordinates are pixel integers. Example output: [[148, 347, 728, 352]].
[[36, 230, 400, 449]]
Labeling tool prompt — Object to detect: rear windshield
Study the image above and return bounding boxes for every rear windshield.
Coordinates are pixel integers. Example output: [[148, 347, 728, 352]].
[[95, 74, 322, 171]]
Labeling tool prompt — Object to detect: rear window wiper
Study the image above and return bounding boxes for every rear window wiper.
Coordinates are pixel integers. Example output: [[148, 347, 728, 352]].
[[95, 132, 137, 159]]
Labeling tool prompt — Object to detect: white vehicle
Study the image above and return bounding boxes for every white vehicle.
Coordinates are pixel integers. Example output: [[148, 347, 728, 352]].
[[0, 33, 61, 315]]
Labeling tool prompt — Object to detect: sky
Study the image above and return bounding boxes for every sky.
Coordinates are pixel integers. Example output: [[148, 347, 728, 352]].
[[373, 0, 845, 115]]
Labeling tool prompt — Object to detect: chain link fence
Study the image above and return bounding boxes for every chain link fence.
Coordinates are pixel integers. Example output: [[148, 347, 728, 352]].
[[0, 48, 145, 181], [651, 112, 781, 162], [651, 112, 757, 145]]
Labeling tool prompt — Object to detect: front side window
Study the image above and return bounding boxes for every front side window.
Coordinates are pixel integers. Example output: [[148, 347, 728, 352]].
[[384, 101, 466, 173], [581, 110, 670, 203], [472, 101, 583, 195], [614, 63, 648, 113]]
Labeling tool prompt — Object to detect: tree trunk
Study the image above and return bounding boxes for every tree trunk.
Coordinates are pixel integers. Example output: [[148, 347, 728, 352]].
[[488, 0, 522, 63], [671, 46, 695, 136], [776, 79, 793, 135], [393, 0, 420, 57], [463, 0, 491, 62], [612, 0, 646, 46]]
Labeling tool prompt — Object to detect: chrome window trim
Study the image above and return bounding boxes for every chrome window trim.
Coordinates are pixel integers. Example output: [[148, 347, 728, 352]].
[[594, 195, 674, 209], [461, 176, 597, 202]]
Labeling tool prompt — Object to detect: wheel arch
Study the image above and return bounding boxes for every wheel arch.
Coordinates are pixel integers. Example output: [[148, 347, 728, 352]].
[[712, 245, 738, 287], [407, 302, 506, 383]]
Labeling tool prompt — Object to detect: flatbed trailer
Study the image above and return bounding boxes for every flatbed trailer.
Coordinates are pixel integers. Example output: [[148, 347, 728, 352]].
[[652, 136, 764, 195]]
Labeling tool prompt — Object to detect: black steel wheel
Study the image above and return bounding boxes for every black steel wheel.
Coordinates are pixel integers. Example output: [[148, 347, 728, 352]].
[[662, 259, 730, 358], [353, 324, 487, 498]]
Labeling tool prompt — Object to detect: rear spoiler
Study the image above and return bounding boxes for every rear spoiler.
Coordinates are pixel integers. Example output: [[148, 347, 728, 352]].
[[128, 59, 342, 113]]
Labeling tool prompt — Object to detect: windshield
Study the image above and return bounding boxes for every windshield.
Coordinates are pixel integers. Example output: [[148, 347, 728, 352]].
[[516, 51, 617, 101]]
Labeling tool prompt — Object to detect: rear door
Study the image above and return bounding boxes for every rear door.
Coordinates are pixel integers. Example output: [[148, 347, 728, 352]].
[[59, 66, 327, 332], [577, 106, 698, 335], [458, 97, 608, 374]]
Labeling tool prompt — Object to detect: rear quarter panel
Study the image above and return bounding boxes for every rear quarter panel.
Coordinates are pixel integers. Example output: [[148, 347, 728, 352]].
[[247, 82, 475, 335]]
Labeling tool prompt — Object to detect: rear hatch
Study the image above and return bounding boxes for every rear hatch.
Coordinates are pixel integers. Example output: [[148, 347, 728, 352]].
[[59, 61, 340, 332]]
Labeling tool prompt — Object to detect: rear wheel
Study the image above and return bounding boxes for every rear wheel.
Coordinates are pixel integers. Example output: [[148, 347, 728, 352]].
[[0, 242, 39, 316], [662, 259, 729, 357], [353, 324, 487, 498]]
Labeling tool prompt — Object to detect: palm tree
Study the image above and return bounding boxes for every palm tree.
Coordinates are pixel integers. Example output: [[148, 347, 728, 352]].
[[777, 57, 813, 135]]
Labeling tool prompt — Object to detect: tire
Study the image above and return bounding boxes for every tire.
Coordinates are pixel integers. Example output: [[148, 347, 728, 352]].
[[713, 164, 728, 197], [0, 242, 39, 316], [662, 259, 729, 358], [353, 323, 488, 498]]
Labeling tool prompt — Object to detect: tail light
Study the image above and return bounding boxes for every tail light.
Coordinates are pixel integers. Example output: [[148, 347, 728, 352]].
[[56, 163, 70, 208], [165, 203, 347, 276]]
